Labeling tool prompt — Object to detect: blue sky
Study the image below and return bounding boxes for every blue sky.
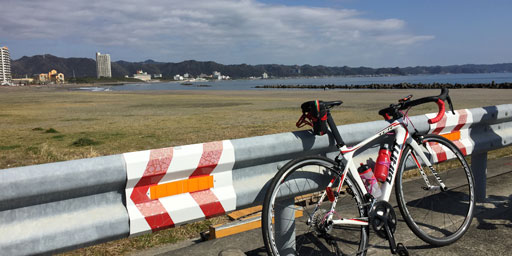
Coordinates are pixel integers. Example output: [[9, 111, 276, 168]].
[[1, 0, 511, 67]]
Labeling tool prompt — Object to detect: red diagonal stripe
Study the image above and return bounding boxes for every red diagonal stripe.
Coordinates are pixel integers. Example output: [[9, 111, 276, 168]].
[[136, 200, 174, 232], [189, 141, 226, 218], [453, 110, 468, 132], [130, 147, 175, 231], [453, 141, 467, 156], [190, 141, 223, 178], [190, 190, 226, 218], [429, 141, 447, 163], [432, 113, 448, 135]]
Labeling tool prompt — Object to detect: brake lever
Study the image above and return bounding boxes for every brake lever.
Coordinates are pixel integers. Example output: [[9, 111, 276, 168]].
[[399, 95, 413, 104], [446, 96, 455, 114]]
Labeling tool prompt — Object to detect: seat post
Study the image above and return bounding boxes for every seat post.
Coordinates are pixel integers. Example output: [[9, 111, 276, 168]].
[[326, 111, 345, 148]]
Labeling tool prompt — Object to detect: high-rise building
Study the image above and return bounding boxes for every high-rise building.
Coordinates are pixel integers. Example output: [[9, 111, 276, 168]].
[[0, 46, 12, 85], [96, 52, 112, 78]]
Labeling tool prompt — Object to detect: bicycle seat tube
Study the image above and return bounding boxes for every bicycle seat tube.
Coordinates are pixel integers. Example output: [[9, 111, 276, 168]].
[[326, 111, 345, 148]]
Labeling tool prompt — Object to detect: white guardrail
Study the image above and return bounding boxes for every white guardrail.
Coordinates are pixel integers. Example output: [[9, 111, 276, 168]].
[[1, 104, 511, 255]]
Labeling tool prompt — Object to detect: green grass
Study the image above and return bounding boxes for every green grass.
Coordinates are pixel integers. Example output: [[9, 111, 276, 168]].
[[52, 135, 65, 140], [0, 145, 21, 150], [45, 128, 59, 133], [1, 86, 511, 255], [71, 137, 100, 147]]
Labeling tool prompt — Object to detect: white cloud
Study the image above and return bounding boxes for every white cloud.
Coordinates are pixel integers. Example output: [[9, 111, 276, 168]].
[[376, 35, 436, 45], [1, 0, 434, 65]]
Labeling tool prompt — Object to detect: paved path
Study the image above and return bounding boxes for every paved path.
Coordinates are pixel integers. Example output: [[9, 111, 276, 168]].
[[144, 156, 512, 256]]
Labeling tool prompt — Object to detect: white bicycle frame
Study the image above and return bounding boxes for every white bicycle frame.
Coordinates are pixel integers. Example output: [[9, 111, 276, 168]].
[[317, 117, 443, 227]]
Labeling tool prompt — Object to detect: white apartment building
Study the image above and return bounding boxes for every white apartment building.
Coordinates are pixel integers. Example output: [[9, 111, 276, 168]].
[[96, 52, 112, 78], [133, 70, 151, 81], [0, 46, 12, 85]]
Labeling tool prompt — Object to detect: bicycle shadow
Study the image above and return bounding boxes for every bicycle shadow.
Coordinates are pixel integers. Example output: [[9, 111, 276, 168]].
[[361, 192, 512, 253], [291, 130, 337, 156]]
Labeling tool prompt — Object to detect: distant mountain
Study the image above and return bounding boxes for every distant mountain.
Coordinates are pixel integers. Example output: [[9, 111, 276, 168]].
[[12, 54, 97, 78], [10, 54, 512, 79]]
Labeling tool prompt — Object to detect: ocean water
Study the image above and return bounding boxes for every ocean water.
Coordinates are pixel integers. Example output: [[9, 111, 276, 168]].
[[105, 72, 512, 91]]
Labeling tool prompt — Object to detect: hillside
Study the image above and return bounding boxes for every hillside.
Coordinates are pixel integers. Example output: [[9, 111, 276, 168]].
[[10, 54, 512, 79]]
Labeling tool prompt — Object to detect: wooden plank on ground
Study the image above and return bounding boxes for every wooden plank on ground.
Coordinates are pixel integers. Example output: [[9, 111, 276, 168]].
[[210, 210, 303, 240], [227, 205, 262, 220]]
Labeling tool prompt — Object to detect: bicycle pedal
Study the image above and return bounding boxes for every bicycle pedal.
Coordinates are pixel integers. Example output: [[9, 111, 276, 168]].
[[396, 243, 409, 256]]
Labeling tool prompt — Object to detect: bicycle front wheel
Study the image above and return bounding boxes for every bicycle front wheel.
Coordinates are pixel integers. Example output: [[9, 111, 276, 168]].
[[395, 134, 475, 246], [262, 156, 368, 256]]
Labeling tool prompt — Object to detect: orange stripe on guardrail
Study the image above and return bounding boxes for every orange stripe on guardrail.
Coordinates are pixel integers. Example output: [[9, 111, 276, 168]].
[[440, 131, 461, 141], [150, 175, 214, 200]]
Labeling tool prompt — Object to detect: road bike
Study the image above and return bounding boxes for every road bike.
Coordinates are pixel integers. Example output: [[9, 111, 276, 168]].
[[262, 88, 475, 255]]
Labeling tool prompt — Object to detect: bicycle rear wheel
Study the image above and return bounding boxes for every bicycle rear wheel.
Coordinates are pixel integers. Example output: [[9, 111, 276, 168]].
[[262, 156, 369, 256], [395, 134, 475, 246]]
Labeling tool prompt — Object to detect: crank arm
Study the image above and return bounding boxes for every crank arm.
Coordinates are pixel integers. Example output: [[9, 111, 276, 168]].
[[384, 224, 397, 253]]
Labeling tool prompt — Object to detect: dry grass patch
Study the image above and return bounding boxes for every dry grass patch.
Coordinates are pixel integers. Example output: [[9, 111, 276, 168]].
[[1, 87, 511, 254]]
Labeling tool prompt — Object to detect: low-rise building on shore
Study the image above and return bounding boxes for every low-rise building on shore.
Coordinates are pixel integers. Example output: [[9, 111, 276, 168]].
[[12, 78, 34, 86], [36, 69, 65, 84]]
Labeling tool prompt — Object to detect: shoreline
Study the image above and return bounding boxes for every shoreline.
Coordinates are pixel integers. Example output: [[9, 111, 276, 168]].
[[3, 78, 512, 91], [255, 82, 512, 89], [0, 81, 142, 89]]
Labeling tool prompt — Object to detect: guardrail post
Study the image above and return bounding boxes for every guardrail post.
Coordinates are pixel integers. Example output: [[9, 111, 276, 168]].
[[275, 197, 296, 256], [471, 152, 488, 202]]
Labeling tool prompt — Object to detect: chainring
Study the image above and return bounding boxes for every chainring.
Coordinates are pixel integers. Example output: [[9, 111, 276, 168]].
[[369, 201, 397, 239]]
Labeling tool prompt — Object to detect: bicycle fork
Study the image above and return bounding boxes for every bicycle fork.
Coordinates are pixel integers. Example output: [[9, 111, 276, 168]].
[[409, 140, 448, 192]]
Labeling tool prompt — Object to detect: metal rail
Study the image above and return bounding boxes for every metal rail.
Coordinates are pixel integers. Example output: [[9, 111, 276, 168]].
[[0, 104, 511, 255]]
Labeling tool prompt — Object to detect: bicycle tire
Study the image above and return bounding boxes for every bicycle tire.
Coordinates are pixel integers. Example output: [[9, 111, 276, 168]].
[[262, 155, 369, 256], [395, 134, 475, 246]]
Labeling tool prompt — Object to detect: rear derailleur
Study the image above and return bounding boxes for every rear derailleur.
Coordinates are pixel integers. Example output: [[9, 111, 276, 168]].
[[369, 201, 409, 256]]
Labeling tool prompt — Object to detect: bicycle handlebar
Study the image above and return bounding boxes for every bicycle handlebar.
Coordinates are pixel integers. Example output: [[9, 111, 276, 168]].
[[378, 88, 455, 124], [428, 99, 446, 124]]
